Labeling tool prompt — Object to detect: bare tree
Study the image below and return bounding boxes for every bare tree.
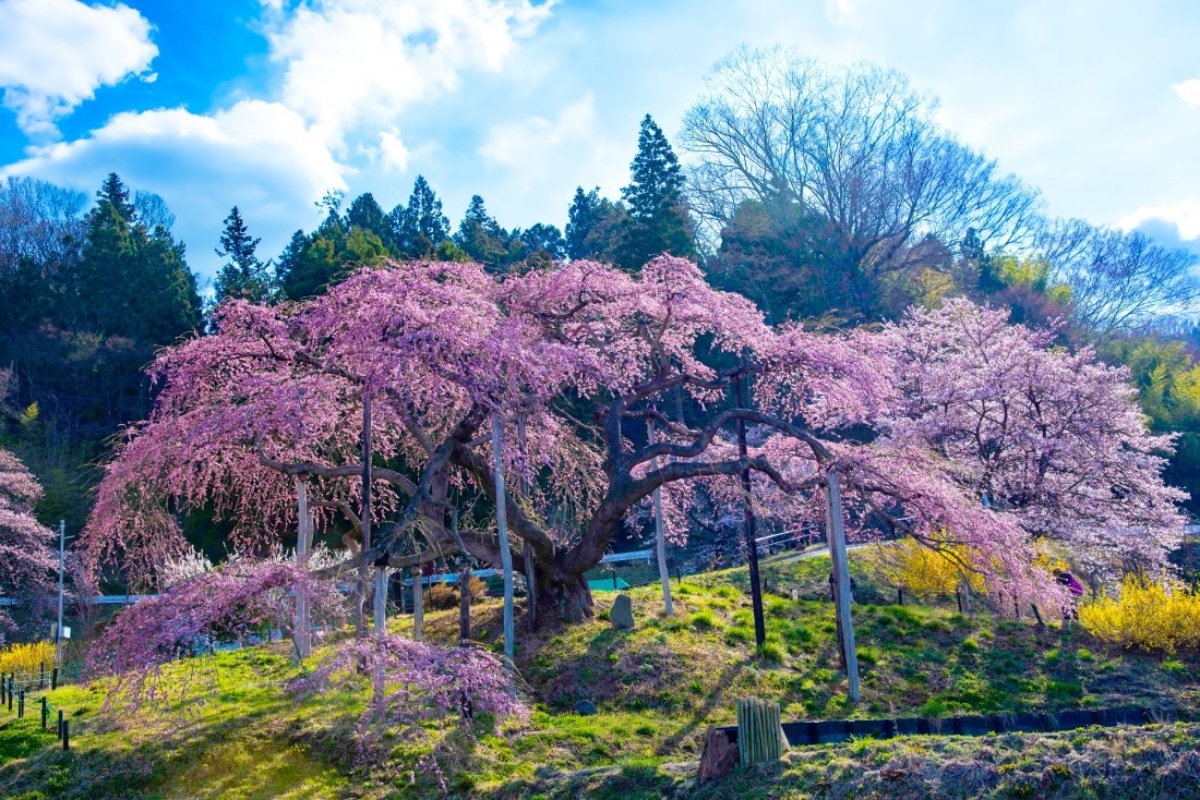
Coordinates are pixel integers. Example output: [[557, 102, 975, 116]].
[[0, 177, 87, 271], [1038, 219, 1200, 336], [680, 46, 1041, 319], [133, 190, 176, 233]]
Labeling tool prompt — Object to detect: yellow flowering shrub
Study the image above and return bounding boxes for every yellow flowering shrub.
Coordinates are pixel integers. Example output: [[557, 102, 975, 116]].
[[0, 640, 55, 674], [1080, 576, 1200, 653], [887, 537, 985, 597]]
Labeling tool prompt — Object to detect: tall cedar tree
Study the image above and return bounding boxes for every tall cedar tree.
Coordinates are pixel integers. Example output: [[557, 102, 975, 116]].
[[69, 173, 201, 344], [213, 207, 272, 304], [620, 115, 694, 268], [395, 176, 450, 259], [454, 195, 510, 271], [345, 192, 395, 252], [565, 186, 628, 264]]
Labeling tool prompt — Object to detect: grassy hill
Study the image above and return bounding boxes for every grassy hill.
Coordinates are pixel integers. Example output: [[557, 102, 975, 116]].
[[1, 549, 1197, 799]]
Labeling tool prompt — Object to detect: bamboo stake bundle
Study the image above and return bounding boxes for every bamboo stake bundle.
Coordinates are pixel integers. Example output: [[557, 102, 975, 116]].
[[736, 697, 788, 765]]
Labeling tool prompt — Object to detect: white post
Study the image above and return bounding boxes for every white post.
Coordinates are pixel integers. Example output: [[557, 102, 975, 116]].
[[56, 520, 65, 668], [412, 569, 424, 642], [825, 471, 859, 703], [374, 568, 388, 637], [295, 480, 312, 659], [491, 414, 515, 661], [647, 421, 674, 616]]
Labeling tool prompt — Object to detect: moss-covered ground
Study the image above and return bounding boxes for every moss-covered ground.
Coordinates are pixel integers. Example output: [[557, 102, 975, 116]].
[[1, 549, 1197, 799]]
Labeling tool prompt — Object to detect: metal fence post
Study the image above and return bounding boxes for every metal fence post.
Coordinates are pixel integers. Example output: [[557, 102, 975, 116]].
[[41, 697, 48, 730], [51, 667, 58, 690], [62, 718, 69, 751], [17, 689, 24, 718], [56, 709, 63, 739]]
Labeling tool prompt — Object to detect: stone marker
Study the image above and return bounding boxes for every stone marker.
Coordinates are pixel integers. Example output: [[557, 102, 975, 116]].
[[575, 699, 597, 716], [611, 594, 635, 629], [697, 726, 738, 782]]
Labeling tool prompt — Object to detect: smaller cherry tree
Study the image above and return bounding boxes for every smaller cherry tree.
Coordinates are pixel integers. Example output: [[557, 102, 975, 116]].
[[0, 447, 57, 643]]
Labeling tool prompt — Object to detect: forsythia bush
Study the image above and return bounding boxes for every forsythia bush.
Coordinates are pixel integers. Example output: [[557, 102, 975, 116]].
[[0, 640, 55, 674], [888, 537, 985, 597], [1080, 576, 1200, 653]]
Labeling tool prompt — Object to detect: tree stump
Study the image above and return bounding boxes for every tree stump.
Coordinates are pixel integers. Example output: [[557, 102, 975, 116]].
[[697, 726, 738, 782]]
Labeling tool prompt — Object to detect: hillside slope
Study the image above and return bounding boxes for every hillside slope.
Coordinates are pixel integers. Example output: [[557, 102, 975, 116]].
[[1, 550, 1196, 799]]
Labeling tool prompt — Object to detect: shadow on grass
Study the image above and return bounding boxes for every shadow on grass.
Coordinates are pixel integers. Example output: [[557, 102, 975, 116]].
[[655, 657, 750, 757]]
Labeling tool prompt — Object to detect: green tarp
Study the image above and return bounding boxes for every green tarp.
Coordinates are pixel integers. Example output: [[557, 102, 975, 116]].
[[588, 577, 631, 592]]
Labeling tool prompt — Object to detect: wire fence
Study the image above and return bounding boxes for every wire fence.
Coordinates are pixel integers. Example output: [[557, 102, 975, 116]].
[[1, 666, 78, 752]]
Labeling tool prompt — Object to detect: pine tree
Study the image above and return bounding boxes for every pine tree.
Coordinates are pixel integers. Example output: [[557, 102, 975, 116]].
[[619, 115, 694, 268], [68, 175, 200, 344], [345, 192, 393, 251], [454, 195, 510, 270], [96, 172, 136, 224], [214, 207, 272, 304], [395, 176, 450, 258], [566, 187, 604, 260]]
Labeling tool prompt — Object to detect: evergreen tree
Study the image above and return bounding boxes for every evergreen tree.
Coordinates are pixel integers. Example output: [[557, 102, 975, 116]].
[[454, 195, 510, 270], [395, 176, 450, 258], [620, 114, 694, 268], [67, 175, 201, 344], [566, 187, 610, 260], [97, 172, 136, 224], [516, 223, 566, 260], [345, 192, 393, 251], [214, 207, 272, 304]]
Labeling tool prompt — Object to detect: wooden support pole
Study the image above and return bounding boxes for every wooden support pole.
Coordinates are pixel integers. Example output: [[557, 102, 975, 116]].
[[373, 566, 388, 637], [412, 569, 424, 642], [356, 391, 373, 636], [825, 470, 860, 703], [734, 374, 766, 649], [647, 420, 675, 617], [458, 561, 471, 644], [294, 479, 312, 660], [491, 414, 515, 662], [517, 416, 537, 631]]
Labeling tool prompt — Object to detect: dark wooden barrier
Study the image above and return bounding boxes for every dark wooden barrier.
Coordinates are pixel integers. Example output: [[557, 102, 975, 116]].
[[722, 706, 1159, 747]]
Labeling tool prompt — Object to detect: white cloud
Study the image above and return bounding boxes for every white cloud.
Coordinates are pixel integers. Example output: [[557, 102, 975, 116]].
[[1172, 78, 1200, 109], [378, 130, 410, 172], [2, 100, 346, 279], [0, 0, 157, 137], [262, 0, 553, 151], [1120, 201, 1200, 243], [478, 93, 627, 225]]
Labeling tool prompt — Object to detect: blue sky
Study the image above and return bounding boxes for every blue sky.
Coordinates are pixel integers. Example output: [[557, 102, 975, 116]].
[[1, 0, 1198, 284]]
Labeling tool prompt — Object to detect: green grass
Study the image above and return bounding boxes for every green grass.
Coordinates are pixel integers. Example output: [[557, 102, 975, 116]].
[[2, 548, 1198, 799]]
